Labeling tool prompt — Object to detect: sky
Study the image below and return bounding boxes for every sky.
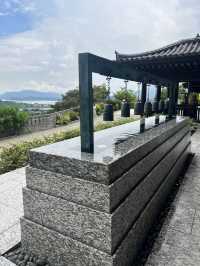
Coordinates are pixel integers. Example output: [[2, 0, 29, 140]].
[[0, 0, 200, 94]]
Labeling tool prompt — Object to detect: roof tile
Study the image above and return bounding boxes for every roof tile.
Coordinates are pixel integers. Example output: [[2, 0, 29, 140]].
[[116, 36, 200, 62]]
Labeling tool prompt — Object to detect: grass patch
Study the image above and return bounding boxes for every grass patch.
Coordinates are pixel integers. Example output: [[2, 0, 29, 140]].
[[0, 117, 136, 175]]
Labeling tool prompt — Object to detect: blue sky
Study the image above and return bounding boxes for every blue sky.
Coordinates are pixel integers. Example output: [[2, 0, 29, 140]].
[[0, 13, 32, 37], [0, 0, 199, 94]]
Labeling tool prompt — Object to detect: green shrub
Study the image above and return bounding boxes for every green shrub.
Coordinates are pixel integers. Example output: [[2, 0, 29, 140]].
[[68, 111, 79, 121], [0, 117, 136, 174], [95, 103, 104, 115], [105, 99, 121, 111], [56, 111, 79, 125], [0, 106, 29, 136]]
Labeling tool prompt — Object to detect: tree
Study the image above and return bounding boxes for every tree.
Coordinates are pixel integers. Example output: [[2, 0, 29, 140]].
[[178, 84, 187, 104], [93, 84, 109, 103], [53, 84, 110, 111], [114, 88, 136, 108], [53, 89, 80, 111], [160, 87, 168, 100]]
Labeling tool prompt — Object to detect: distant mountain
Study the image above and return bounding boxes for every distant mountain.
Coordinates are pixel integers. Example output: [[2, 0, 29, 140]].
[[0, 90, 62, 101]]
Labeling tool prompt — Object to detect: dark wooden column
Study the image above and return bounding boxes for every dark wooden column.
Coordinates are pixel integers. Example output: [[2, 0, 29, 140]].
[[79, 54, 94, 153], [156, 85, 161, 102], [153, 85, 161, 113], [168, 85, 176, 118], [174, 83, 179, 105], [174, 83, 179, 116], [167, 86, 170, 98], [141, 83, 147, 107]]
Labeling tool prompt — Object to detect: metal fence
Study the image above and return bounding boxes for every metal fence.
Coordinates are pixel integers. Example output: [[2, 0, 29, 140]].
[[25, 107, 79, 133]]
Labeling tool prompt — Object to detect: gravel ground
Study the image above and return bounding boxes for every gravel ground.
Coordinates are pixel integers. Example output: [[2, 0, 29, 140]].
[[4, 244, 49, 266]]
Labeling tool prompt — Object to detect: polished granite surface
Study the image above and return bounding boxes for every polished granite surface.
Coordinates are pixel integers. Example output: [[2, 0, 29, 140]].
[[31, 116, 187, 164]]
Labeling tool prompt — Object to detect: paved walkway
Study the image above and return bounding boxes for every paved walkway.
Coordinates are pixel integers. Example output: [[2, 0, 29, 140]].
[[0, 168, 25, 255], [146, 127, 200, 266]]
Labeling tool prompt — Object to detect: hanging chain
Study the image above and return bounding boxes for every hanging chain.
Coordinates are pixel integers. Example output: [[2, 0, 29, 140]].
[[137, 82, 141, 100], [124, 80, 128, 100], [106, 76, 112, 100], [147, 84, 150, 101]]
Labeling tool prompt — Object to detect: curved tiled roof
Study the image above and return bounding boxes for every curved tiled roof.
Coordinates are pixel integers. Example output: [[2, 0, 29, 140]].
[[116, 35, 200, 62]]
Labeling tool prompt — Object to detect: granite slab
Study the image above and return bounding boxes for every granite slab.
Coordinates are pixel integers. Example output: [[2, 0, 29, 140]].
[[26, 166, 110, 213], [26, 125, 189, 213], [23, 188, 111, 253], [21, 218, 113, 266], [21, 145, 190, 266], [29, 117, 189, 184], [109, 126, 190, 211], [113, 144, 190, 266], [23, 133, 190, 254], [111, 133, 190, 253]]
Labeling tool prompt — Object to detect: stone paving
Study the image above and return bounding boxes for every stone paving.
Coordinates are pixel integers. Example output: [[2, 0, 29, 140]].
[[0, 168, 25, 256], [146, 127, 200, 266]]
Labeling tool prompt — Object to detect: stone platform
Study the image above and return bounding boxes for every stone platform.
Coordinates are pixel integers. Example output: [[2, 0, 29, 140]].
[[20, 116, 191, 266], [146, 126, 200, 266]]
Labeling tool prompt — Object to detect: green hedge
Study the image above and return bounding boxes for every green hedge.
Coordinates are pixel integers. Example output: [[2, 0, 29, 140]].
[[0, 106, 29, 137], [56, 111, 79, 125], [0, 118, 136, 175]]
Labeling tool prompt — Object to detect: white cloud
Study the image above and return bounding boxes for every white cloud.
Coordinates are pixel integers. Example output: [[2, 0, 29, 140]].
[[0, 0, 200, 93]]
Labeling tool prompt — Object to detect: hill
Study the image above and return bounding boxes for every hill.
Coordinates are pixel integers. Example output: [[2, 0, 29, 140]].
[[0, 90, 62, 101]]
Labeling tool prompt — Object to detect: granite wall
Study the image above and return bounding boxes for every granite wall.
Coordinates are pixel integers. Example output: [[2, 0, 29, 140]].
[[21, 117, 191, 266]]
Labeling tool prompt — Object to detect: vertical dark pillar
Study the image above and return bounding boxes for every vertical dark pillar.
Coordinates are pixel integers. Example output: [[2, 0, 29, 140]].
[[167, 86, 170, 98], [156, 85, 161, 102], [174, 82, 179, 116], [141, 83, 147, 108], [183, 82, 189, 116], [174, 82, 179, 105], [79, 53, 94, 153], [153, 85, 161, 113], [168, 85, 176, 118]]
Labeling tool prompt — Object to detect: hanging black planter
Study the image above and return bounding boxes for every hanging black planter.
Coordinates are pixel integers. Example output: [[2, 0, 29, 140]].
[[103, 103, 114, 121], [144, 101, 152, 116], [152, 100, 159, 113], [121, 100, 130, 117], [134, 101, 143, 115], [158, 100, 165, 113]]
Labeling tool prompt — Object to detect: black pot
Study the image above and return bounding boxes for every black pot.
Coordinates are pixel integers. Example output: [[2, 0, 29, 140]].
[[152, 100, 159, 113], [144, 101, 152, 116], [121, 101, 130, 117], [134, 101, 144, 115], [103, 104, 114, 121]]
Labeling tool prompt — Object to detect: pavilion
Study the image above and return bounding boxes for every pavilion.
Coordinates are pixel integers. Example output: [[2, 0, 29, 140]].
[[79, 35, 200, 152]]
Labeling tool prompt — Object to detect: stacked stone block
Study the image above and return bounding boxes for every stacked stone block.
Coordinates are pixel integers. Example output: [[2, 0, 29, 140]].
[[21, 118, 191, 266]]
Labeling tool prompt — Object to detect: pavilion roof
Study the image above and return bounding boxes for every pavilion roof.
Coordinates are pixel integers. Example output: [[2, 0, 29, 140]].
[[116, 35, 200, 63], [115, 35, 200, 83]]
